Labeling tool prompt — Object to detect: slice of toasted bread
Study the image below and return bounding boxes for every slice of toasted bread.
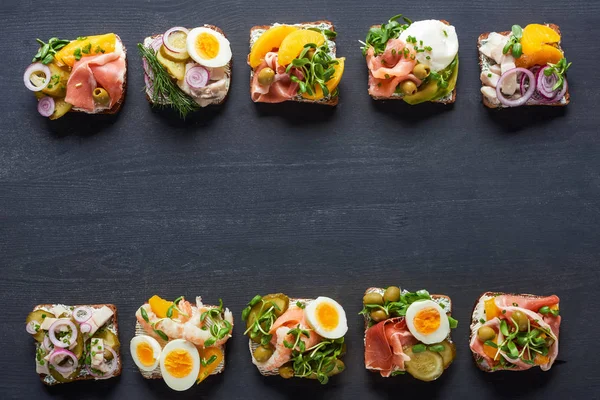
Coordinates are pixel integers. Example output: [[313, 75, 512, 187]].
[[142, 25, 231, 109], [469, 292, 561, 372], [248, 21, 339, 106], [366, 20, 457, 104], [478, 24, 569, 108], [31, 303, 121, 386]]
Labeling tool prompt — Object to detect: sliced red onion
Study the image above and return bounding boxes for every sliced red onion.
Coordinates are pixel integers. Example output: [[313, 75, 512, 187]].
[[26, 321, 38, 335], [73, 307, 93, 323], [520, 66, 540, 96], [163, 27, 189, 53], [37, 96, 55, 117], [43, 335, 54, 351], [49, 319, 77, 348], [24, 63, 51, 92], [49, 348, 78, 376], [497, 68, 535, 107], [186, 65, 209, 88], [551, 78, 568, 102], [86, 345, 118, 379], [150, 36, 162, 52], [79, 322, 92, 334], [536, 66, 559, 99]]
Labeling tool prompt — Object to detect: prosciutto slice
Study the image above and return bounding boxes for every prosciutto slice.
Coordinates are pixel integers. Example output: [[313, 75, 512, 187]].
[[366, 39, 418, 97], [251, 52, 302, 103], [365, 318, 417, 377]]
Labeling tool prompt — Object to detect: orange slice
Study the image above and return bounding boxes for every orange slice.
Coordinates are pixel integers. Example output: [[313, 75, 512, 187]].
[[249, 25, 299, 68], [484, 297, 502, 321], [515, 24, 563, 69], [196, 347, 224, 384], [55, 33, 117, 67], [277, 29, 326, 66], [302, 57, 345, 100], [149, 295, 178, 319]]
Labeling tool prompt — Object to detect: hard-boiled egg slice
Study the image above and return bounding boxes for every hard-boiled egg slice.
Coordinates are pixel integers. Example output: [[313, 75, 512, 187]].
[[159, 339, 200, 391], [186, 27, 232, 68], [399, 20, 459, 72], [405, 300, 450, 344], [305, 296, 348, 340], [130, 335, 162, 371]]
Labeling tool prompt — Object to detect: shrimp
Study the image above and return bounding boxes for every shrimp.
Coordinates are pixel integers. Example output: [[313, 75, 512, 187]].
[[253, 326, 293, 371], [182, 297, 234, 347], [135, 304, 185, 340]]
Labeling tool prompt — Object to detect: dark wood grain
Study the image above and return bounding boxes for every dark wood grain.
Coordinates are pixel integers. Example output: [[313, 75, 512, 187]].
[[1, 0, 599, 399]]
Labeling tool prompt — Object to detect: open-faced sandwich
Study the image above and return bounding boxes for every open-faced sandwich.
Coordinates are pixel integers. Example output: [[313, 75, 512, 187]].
[[249, 21, 344, 105], [133, 295, 233, 391], [470, 292, 561, 372], [361, 15, 459, 104], [361, 286, 457, 381], [23, 34, 127, 119], [26, 304, 121, 385], [139, 26, 232, 118], [242, 294, 347, 384], [478, 24, 571, 107]]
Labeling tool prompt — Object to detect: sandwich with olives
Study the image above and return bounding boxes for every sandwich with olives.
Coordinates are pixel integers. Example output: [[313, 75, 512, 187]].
[[361, 286, 457, 381], [26, 303, 121, 385], [23, 34, 127, 119], [470, 292, 561, 372], [140, 25, 232, 119], [361, 15, 459, 104], [249, 21, 344, 105], [241, 293, 348, 384]]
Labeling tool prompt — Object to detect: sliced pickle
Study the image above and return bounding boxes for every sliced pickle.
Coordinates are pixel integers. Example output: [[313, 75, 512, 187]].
[[246, 293, 289, 343], [404, 347, 444, 382], [26, 310, 55, 342], [437, 340, 456, 368]]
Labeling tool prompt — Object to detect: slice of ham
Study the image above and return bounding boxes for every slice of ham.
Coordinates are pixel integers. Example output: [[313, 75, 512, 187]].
[[251, 52, 301, 103], [365, 317, 417, 377], [366, 39, 419, 97]]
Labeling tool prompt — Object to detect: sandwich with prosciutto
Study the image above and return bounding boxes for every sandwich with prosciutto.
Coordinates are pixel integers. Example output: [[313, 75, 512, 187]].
[[361, 15, 459, 104], [249, 21, 344, 105], [242, 293, 347, 384], [139, 25, 232, 118], [478, 23, 570, 107], [361, 286, 457, 381], [23, 34, 127, 119], [470, 292, 561, 372]]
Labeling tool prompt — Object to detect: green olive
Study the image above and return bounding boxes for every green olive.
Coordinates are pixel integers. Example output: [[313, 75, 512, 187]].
[[253, 345, 274, 363], [279, 363, 295, 379], [477, 325, 496, 341], [512, 310, 528, 331], [257, 67, 275, 86], [383, 286, 401, 303], [413, 63, 431, 80], [400, 80, 418, 95], [370, 309, 388, 322], [363, 292, 384, 306], [92, 88, 110, 106]]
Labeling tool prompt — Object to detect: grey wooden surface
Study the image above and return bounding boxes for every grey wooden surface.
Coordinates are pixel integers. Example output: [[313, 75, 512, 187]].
[[1, 0, 599, 398]]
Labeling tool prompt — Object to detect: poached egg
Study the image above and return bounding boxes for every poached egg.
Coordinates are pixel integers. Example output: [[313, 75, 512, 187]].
[[399, 19, 459, 72]]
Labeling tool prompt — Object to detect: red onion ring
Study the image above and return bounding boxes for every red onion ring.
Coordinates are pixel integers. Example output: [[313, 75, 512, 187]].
[[186, 65, 209, 88], [536, 66, 559, 99], [73, 307, 93, 323], [24, 63, 51, 92], [150, 36, 162, 52], [49, 348, 78, 376], [26, 321, 38, 334], [497, 68, 535, 107], [37, 96, 55, 117], [43, 335, 54, 351], [85, 345, 118, 379], [79, 322, 92, 334], [520, 66, 540, 96], [49, 319, 77, 348], [163, 27, 189, 53]]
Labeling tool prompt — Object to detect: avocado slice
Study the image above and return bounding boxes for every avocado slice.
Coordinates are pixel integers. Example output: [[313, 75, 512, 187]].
[[403, 57, 459, 105]]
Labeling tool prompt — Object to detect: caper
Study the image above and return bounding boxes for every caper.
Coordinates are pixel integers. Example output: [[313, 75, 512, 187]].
[[257, 67, 275, 86], [383, 286, 401, 303], [512, 310, 528, 331], [477, 325, 496, 341], [400, 80, 418, 95], [413, 63, 431, 80], [93, 88, 110, 106], [253, 345, 274, 363], [279, 363, 295, 379], [370, 309, 388, 322], [363, 292, 384, 306]]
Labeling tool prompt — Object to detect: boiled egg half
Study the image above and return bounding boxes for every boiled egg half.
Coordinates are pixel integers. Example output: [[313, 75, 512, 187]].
[[130, 335, 162, 371], [399, 19, 459, 72], [159, 339, 200, 391], [405, 299, 450, 344], [305, 296, 348, 339], [186, 27, 232, 68]]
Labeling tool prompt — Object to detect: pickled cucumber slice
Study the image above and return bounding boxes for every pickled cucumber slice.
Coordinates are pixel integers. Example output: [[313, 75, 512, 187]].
[[246, 293, 289, 343], [404, 347, 444, 382], [26, 310, 55, 342], [437, 340, 456, 368]]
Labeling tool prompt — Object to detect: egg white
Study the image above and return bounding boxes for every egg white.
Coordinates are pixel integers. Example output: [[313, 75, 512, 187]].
[[405, 300, 450, 344], [399, 19, 459, 72], [186, 27, 232, 68], [130, 335, 162, 372], [159, 339, 200, 391], [305, 296, 348, 340]]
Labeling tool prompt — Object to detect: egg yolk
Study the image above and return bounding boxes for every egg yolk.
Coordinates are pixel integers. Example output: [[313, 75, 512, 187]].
[[316, 302, 339, 331], [413, 307, 441, 335], [136, 342, 156, 367], [164, 350, 193, 378], [195, 33, 220, 60]]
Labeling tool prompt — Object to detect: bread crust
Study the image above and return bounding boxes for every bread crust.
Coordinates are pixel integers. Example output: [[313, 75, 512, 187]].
[[248, 21, 339, 106], [478, 23, 570, 108], [31, 303, 121, 386]]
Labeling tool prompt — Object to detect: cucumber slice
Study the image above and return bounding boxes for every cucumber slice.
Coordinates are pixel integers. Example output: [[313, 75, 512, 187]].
[[26, 310, 56, 342], [404, 347, 444, 381], [437, 340, 456, 368]]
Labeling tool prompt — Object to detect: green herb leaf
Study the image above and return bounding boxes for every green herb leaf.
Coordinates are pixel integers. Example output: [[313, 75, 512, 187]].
[[484, 340, 498, 348], [428, 344, 445, 352], [511, 25, 523, 39], [448, 316, 458, 329], [412, 344, 426, 353], [140, 307, 149, 323], [154, 329, 168, 341], [248, 295, 262, 307]]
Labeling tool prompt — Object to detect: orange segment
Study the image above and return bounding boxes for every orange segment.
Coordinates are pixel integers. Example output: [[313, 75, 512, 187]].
[[515, 24, 563, 69], [55, 33, 117, 68], [196, 347, 223, 384], [249, 25, 299, 68], [277, 29, 326, 66], [534, 353, 550, 365], [484, 297, 502, 321], [302, 57, 345, 100], [483, 336, 500, 361], [149, 295, 178, 319]]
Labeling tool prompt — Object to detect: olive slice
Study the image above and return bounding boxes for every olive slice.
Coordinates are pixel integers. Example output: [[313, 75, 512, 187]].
[[404, 347, 444, 382]]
